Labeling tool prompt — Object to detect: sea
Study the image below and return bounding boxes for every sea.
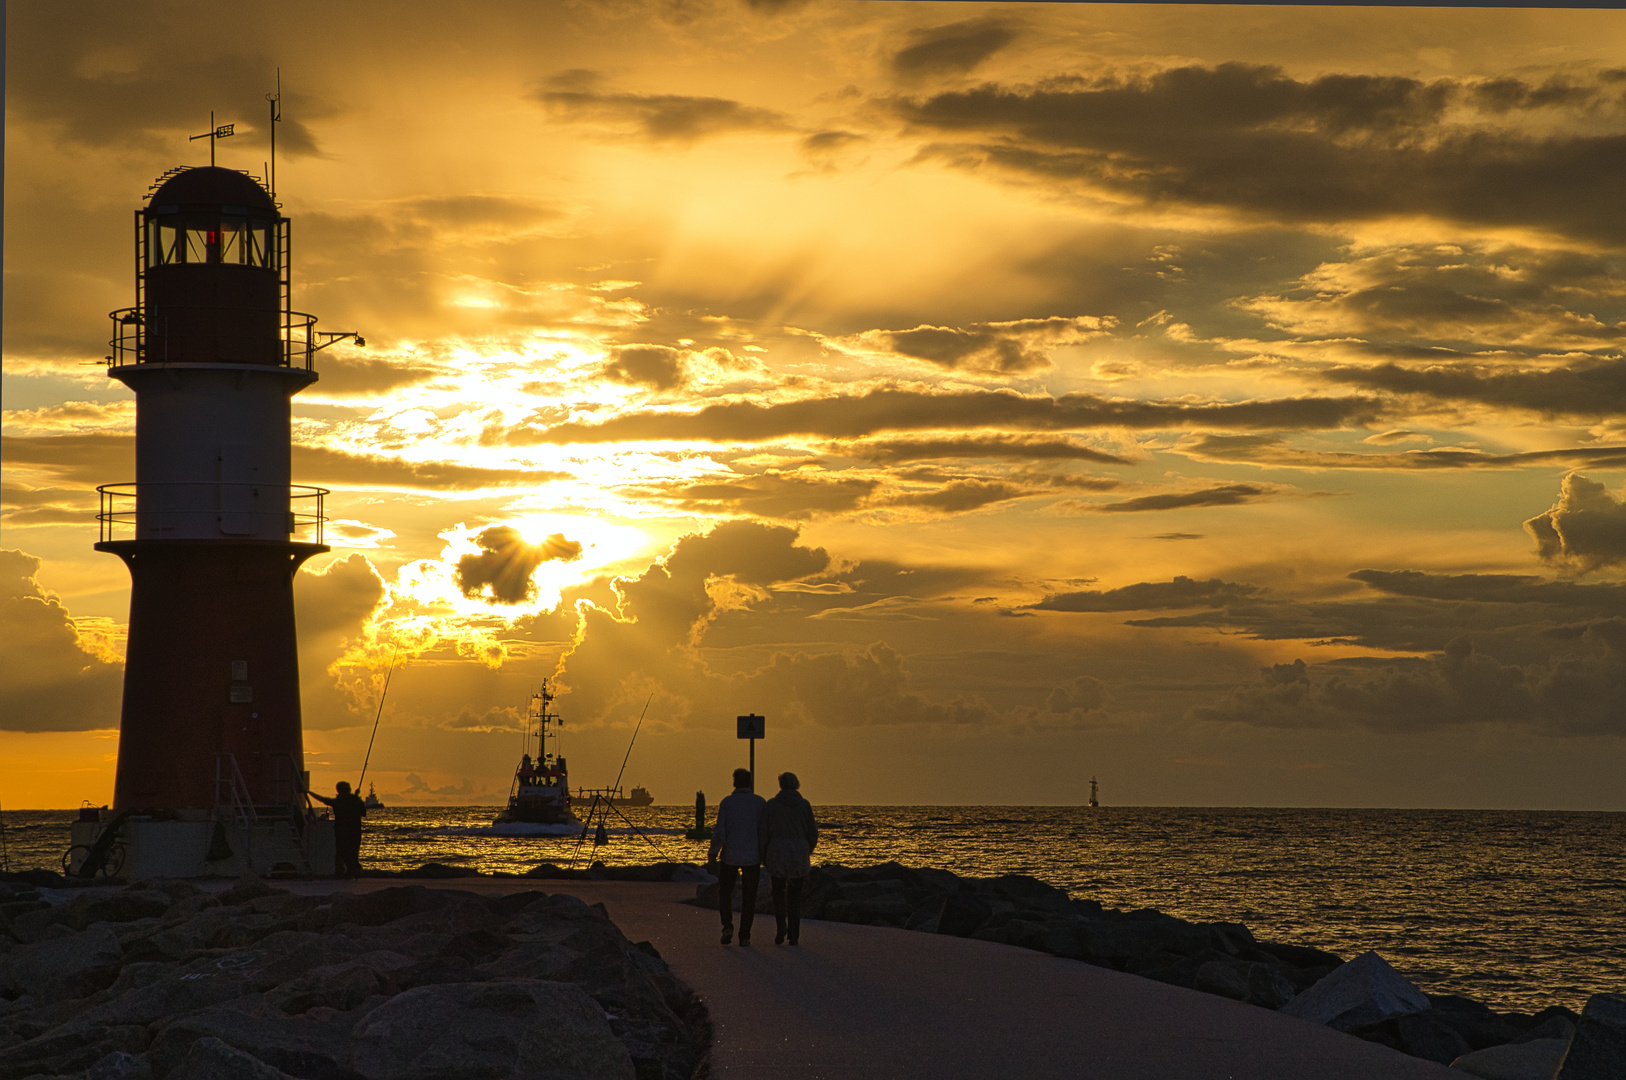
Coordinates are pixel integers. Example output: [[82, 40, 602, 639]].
[[3, 805, 1620, 1016]]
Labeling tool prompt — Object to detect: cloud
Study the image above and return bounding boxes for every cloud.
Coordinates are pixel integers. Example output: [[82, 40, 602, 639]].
[[1525, 473, 1626, 572], [1194, 626, 1625, 736], [312, 357, 440, 398], [1092, 483, 1279, 513], [535, 80, 787, 142], [1045, 674, 1107, 714], [1176, 433, 1626, 472], [880, 478, 1030, 514], [603, 344, 686, 390], [892, 17, 1019, 79], [1319, 359, 1626, 420], [622, 473, 879, 519], [1032, 576, 1263, 613], [848, 315, 1113, 374], [455, 526, 584, 605], [896, 64, 1626, 242], [1351, 568, 1626, 609], [841, 434, 1131, 465], [521, 387, 1381, 445], [0, 549, 123, 732]]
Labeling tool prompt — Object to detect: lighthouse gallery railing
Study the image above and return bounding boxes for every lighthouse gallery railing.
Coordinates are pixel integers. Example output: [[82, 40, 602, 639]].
[[97, 482, 328, 545]]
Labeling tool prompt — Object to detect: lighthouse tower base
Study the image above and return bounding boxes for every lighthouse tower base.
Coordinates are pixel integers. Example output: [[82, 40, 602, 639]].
[[68, 810, 336, 880]]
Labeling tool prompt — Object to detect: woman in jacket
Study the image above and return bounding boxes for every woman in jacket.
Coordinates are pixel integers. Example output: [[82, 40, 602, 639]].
[[760, 771, 819, 945]]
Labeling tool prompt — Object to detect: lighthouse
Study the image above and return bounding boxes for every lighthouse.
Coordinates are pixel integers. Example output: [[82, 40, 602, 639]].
[[75, 164, 352, 878]]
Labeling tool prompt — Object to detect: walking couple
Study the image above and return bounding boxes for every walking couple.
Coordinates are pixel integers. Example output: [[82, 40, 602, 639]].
[[708, 768, 819, 946]]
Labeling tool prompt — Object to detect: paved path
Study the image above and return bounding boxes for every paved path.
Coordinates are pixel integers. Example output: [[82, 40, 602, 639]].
[[304, 878, 1460, 1080]]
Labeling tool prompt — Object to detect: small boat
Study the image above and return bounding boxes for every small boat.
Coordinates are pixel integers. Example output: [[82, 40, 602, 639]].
[[577, 784, 654, 808], [494, 682, 577, 826], [364, 784, 385, 811]]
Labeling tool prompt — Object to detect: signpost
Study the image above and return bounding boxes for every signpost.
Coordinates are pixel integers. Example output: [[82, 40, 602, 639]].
[[737, 714, 765, 790]]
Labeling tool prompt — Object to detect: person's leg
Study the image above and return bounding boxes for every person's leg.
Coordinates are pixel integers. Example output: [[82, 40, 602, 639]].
[[738, 864, 760, 943], [717, 863, 738, 943], [771, 875, 788, 943], [787, 876, 804, 944]]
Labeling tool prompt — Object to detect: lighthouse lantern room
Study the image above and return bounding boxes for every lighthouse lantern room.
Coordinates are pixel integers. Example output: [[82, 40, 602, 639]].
[[72, 162, 354, 879]]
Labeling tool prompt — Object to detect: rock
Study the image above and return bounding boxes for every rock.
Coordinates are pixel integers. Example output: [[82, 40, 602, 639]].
[[0, 924, 123, 996], [65, 889, 172, 931], [147, 1005, 356, 1080], [168, 1037, 291, 1080], [1555, 993, 1626, 1080], [1193, 959, 1296, 1009], [85, 1049, 154, 1080], [217, 874, 282, 907], [1279, 950, 1429, 1032], [669, 864, 714, 883], [404, 862, 477, 879], [0, 1023, 148, 1079], [1515, 1006, 1579, 1045], [1451, 1038, 1571, 1080], [346, 980, 635, 1080], [266, 953, 412, 1014], [932, 890, 992, 937], [1427, 994, 1526, 1050]]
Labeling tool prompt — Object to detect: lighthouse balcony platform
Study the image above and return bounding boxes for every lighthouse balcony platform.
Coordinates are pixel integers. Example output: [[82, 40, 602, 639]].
[[97, 482, 327, 545]]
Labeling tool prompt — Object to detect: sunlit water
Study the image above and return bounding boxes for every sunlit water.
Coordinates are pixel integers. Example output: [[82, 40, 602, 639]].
[[4, 805, 1620, 1014]]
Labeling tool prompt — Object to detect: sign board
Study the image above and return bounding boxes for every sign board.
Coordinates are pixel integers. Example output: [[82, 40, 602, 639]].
[[736, 714, 765, 739]]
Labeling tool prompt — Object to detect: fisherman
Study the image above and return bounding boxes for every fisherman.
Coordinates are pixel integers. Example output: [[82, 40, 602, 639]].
[[313, 780, 368, 878], [708, 767, 768, 946]]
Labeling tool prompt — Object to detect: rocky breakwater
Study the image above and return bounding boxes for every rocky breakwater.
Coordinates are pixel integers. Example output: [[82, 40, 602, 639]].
[[0, 874, 706, 1080], [700, 861, 1618, 1079]]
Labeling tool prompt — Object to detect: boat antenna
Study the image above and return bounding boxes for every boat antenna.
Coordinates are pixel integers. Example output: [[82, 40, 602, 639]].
[[265, 69, 281, 199], [357, 649, 396, 789]]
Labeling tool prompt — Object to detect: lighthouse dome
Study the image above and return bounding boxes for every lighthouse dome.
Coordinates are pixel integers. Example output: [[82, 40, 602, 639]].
[[147, 166, 275, 213]]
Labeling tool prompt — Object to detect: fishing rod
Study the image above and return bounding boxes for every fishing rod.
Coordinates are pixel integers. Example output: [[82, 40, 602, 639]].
[[357, 650, 396, 790], [570, 694, 667, 865]]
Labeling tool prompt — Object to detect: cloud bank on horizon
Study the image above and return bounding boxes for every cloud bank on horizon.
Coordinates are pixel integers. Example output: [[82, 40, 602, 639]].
[[3, 0, 1623, 809]]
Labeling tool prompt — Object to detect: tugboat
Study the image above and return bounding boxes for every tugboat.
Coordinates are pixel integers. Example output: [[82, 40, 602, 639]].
[[495, 682, 576, 825], [364, 783, 385, 811]]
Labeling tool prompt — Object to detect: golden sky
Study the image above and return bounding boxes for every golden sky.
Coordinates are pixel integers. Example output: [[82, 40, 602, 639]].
[[4, 1, 1624, 809]]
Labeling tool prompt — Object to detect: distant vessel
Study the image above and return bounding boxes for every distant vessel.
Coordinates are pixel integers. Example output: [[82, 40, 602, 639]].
[[576, 784, 654, 808], [1088, 777, 1100, 808], [494, 683, 577, 826], [364, 784, 385, 811]]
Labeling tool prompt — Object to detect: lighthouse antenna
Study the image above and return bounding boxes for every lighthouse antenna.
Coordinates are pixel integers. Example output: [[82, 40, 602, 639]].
[[188, 110, 236, 167], [266, 70, 282, 199]]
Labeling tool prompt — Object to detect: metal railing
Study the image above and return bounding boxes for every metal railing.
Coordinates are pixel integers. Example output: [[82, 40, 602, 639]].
[[97, 482, 327, 544], [107, 307, 326, 370]]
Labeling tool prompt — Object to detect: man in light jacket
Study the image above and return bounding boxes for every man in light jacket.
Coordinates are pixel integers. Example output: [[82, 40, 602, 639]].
[[708, 767, 768, 945]]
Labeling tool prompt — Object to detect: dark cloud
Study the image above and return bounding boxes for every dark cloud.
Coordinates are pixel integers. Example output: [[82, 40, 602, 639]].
[[1044, 674, 1108, 714], [603, 345, 686, 390], [1032, 576, 1262, 613], [881, 478, 1030, 514], [1319, 359, 1626, 420], [857, 315, 1111, 374], [799, 130, 869, 170], [893, 17, 1019, 79], [896, 64, 1626, 242], [313, 357, 440, 397], [6, 6, 328, 157], [520, 387, 1381, 445], [1093, 484, 1279, 513], [1525, 473, 1626, 572], [1352, 569, 1626, 609], [1194, 626, 1625, 736], [746, 642, 995, 727], [623, 473, 879, 519], [1177, 434, 1626, 472], [455, 526, 583, 605], [842, 434, 1131, 465], [1153, 533, 1205, 541], [0, 549, 123, 732], [536, 84, 787, 142], [0, 484, 95, 528]]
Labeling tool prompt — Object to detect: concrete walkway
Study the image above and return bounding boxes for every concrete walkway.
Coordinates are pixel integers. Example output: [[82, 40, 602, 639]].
[[310, 878, 1459, 1080]]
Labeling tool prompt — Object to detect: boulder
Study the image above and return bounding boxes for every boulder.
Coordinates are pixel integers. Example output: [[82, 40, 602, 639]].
[[147, 1005, 356, 1079], [1193, 959, 1296, 1009], [65, 889, 172, 930], [404, 862, 478, 879], [346, 980, 634, 1080], [85, 1049, 154, 1080], [0, 1023, 148, 1079], [1279, 950, 1430, 1032], [1555, 993, 1626, 1080], [0, 924, 123, 995], [169, 1037, 292, 1080], [1451, 1038, 1571, 1080]]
